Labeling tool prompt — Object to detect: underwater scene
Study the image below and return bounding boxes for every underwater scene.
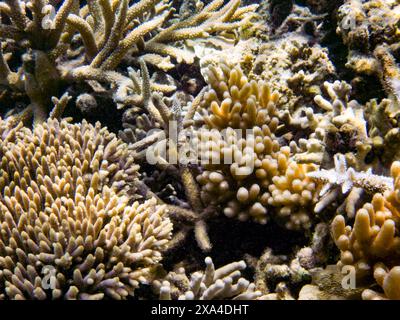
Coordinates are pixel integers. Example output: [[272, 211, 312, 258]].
[[1, 0, 400, 302]]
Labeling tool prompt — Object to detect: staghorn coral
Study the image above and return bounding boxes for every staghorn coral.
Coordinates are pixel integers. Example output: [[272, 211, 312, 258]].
[[118, 81, 216, 252], [0, 117, 174, 299], [0, 0, 258, 122], [3, 0, 400, 302], [337, 0, 400, 52], [153, 257, 262, 300], [194, 61, 318, 229], [331, 161, 400, 299]]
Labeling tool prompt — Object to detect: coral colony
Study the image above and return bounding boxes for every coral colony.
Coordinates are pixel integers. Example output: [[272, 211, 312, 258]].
[[1, 0, 400, 301]]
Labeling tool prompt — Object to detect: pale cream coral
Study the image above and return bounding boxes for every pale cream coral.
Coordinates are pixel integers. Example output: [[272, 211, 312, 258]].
[[153, 257, 262, 300], [0, 118, 173, 300], [331, 161, 400, 299], [267, 149, 318, 230], [362, 264, 400, 300]]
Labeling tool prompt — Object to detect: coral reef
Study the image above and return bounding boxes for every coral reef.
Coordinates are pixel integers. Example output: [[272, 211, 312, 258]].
[[0, 0, 258, 122], [251, 33, 336, 114], [331, 161, 400, 300]]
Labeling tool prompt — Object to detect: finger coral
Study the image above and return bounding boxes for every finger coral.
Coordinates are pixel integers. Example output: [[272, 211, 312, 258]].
[[331, 161, 400, 299], [0, 117, 173, 299]]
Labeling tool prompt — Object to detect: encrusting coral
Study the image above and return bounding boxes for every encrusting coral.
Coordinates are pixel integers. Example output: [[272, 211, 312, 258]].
[[0, 117, 173, 299], [153, 256, 262, 300], [194, 61, 319, 230]]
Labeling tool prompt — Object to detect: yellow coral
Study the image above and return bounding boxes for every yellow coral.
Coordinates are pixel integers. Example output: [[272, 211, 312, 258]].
[[332, 161, 400, 299], [194, 62, 317, 229]]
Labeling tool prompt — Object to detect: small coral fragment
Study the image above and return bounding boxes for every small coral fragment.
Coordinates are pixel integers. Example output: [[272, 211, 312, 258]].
[[153, 257, 262, 300]]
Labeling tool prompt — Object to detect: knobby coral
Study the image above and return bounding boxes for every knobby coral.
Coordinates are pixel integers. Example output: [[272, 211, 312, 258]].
[[194, 61, 318, 229], [331, 161, 400, 300]]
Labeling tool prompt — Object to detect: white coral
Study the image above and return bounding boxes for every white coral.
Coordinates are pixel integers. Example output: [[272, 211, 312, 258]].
[[307, 153, 393, 216], [308, 153, 393, 196]]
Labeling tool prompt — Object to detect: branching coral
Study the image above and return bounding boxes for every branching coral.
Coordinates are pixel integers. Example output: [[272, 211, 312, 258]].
[[308, 153, 393, 217], [331, 161, 400, 299], [0, 0, 258, 122], [118, 80, 216, 252], [194, 61, 318, 229], [0, 117, 173, 299], [153, 257, 262, 300]]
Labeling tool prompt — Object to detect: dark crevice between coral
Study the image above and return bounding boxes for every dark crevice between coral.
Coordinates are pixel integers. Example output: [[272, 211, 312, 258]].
[[161, 214, 309, 284]]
